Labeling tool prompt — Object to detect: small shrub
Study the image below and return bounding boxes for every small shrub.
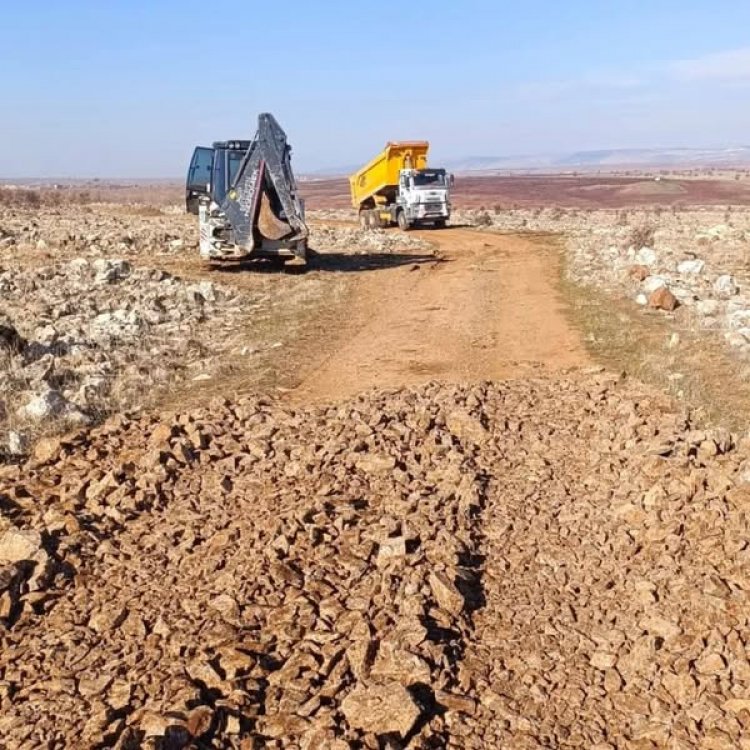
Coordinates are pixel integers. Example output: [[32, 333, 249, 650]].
[[627, 224, 656, 249]]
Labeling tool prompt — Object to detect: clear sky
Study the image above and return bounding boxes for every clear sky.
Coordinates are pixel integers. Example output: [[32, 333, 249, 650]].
[[2, 1, 750, 177]]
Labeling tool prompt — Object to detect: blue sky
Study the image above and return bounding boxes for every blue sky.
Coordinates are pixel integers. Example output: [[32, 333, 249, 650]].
[[2, 1, 750, 177]]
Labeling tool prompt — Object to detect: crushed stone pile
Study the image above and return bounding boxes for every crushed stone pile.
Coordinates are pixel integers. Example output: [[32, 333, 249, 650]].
[[3, 372, 750, 748], [311, 225, 432, 255]]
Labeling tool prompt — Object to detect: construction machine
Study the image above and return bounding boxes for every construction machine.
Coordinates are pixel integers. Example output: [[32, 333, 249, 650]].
[[350, 142, 453, 230], [185, 113, 308, 265]]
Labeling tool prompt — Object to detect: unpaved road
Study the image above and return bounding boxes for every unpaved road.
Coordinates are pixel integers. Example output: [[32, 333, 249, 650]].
[[297, 227, 588, 401], [6, 222, 750, 749]]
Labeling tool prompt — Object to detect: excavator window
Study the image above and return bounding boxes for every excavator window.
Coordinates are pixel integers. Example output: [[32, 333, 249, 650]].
[[228, 150, 245, 187], [187, 147, 214, 192], [212, 149, 247, 205]]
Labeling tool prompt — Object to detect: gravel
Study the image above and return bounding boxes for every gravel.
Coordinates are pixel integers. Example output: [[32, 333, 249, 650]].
[[3, 371, 750, 747]]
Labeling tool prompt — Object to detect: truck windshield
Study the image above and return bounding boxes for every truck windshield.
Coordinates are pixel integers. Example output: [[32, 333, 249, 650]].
[[413, 170, 446, 187], [212, 150, 247, 204]]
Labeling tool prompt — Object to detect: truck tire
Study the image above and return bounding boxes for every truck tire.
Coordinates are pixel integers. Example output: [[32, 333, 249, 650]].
[[359, 211, 369, 230], [434, 219, 446, 229], [397, 211, 410, 231]]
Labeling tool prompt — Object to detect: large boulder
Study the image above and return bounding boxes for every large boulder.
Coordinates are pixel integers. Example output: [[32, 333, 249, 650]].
[[677, 258, 705, 275], [341, 682, 421, 737], [714, 275, 739, 298], [19, 389, 89, 425], [635, 247, 657, 266], [642, 275, 667, 294], [93, 258, 132, 284], [0, 528, 41, 564]]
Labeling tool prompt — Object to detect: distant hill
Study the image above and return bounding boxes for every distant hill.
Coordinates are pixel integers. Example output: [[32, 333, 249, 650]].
[[442, 147, 750, 173], [299, 147, 750, 179]]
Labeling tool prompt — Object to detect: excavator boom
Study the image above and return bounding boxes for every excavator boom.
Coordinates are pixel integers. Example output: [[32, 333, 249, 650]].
[[222, 113, 308, 253]]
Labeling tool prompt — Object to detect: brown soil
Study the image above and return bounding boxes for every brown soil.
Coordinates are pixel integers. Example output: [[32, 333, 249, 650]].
[[296, 227, 588, 401]]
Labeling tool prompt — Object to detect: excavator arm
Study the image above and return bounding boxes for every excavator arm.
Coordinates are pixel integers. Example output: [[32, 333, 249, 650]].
[[221, 113, 308, 258]]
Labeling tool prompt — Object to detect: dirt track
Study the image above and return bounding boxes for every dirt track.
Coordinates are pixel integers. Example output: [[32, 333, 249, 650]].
[[297, 227, 588, 401]]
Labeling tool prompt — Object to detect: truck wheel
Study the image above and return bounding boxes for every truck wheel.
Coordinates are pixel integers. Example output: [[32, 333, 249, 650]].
[[359, 211, 369, 229], [368, 210, 382, 229], [397, 211, 410, 231], [434, 219, 446, 229]]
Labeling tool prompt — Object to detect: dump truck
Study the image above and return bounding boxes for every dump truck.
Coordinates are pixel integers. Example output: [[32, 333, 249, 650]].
[[350, 142, 452, 230], [185, 113, 308, 265]]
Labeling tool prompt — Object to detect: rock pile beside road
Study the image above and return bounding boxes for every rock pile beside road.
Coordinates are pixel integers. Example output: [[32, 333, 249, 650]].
[[3, 371, 750, 748], [0, 258, 245, 457], [458, 206, 750, 357], [0, 204, 194, 259], [311, 224, 432, 255]]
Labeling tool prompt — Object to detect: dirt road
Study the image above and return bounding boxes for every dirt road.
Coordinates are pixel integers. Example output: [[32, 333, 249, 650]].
[[7, 221, 750, 749], [296, 227, 588, 401]]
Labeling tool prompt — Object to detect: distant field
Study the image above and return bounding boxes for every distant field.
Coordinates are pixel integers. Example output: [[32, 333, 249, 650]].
[[6, 172, 750, 211], [300, 173, 750, 210]]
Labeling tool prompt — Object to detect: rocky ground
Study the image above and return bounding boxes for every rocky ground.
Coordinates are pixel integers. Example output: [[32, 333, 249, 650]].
[[0, 204, 430, 459], [6, 197, 750, 749], [454, 206, 750, 357], [0, 257, 249, 454], [3, 371, 750, 748]]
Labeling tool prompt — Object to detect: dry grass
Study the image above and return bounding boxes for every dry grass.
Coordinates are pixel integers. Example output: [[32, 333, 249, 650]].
[[560, 265, 750, 431], [154, 268, 353, 412], [625, 223, 656, 249], [0, 183, 182, 208]]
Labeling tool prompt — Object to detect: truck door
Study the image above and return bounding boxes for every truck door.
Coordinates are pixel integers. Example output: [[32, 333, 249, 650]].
[[185, 146, 214, 214]]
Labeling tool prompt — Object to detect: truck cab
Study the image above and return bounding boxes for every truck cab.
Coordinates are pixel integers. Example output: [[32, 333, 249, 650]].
[[397, 168, 452, 229]]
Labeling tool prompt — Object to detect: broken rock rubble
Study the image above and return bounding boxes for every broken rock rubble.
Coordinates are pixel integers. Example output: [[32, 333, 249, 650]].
[[2, 373, 750, 747]]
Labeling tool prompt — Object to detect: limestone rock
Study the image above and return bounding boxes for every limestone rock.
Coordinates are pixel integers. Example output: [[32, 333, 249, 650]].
[[341, 682, 420, 736], [0, 528, 41, 563]]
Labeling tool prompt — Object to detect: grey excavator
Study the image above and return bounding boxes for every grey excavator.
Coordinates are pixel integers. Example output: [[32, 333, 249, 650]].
[[185, 113, 308, 267]]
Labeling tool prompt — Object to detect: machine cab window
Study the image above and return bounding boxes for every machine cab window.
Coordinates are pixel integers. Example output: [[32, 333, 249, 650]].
[[187, 147, 214, 191], [212, 149, 247, 205], [185, 146, 214, 213]]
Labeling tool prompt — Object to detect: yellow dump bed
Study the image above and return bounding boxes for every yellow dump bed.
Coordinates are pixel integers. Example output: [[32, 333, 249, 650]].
[[350, 141, 429, 209]]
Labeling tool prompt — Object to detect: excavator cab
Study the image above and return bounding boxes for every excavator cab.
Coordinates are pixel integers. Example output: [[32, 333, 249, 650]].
[[186, 142, 251, 214], [211, 143, 250, 205]]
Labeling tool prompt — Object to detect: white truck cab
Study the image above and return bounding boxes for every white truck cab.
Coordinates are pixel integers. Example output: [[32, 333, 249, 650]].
[[396, 168, 452, 229]]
